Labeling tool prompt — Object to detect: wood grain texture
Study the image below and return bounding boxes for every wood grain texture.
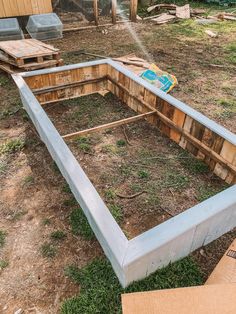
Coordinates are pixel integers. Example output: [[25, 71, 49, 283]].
[[0, 0, 52, 17]]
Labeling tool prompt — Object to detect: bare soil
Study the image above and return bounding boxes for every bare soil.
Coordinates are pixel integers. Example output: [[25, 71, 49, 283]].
[[0, 16, 235, 313]]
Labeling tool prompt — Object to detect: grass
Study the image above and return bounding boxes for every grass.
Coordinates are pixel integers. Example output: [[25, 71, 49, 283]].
[[215, 98, 236, 119], [197, 185, 228, 202], [0, 260, 8, 270], [76, 137, 93, 153], [138, 170, 150, 179], [180, 153, 210, 175], [63, 197, 78, 207], [0, 230, 6, 248], [50, 230, 67, 241], [116, 139, 126, 147], [23, 175, 34, 185], [225, 43, 236, 64], [109, 204, 123, 223], [40, 242, 57, 258], [62, 256, 203, 314], [42, 218, 51, 226], [70, 207, 94, 240], [0, 76, 10, 87], [0, 139, 25, 155], [163, 172, 189, 190]]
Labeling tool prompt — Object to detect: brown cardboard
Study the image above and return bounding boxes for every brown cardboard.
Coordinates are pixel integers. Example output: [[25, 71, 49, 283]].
[[205, 239, 236, 285], [122, 284, 236, 314]]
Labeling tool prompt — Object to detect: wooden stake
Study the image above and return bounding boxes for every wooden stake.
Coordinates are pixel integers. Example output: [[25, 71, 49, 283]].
[[130, 0, 138, 22], [94, 0, 99, 26], [62, 111, 156, 140], [112, 0, 117, 24]]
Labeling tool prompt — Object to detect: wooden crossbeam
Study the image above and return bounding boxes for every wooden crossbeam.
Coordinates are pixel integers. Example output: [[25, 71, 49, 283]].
[[62, 111, 156, 140]]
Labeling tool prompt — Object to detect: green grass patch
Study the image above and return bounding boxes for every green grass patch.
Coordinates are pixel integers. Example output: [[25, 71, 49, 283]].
[[50, 230, 67, 241], [63, 198, 78, 207], [109, 204, 123, 223], [163, 172, 189, 190], [40, 242, 57, 258], [180, 153, 209, 175], [23, 175, 34, 185], [197, 185, 228, 202], [0, 260, 8, 270], [0, 76, 10, 87], [42, 218, 51, 226], [104, 189, 116, 200], [62, 184, 73, 194], [116, 139, 126, 147], [62, 256, 203, 314], [70, 207, 94, 240], [0, 230, 6, 248], [138, 170, 150, 179], [0, 139, 25, 155], [225, 43, 236, 64]]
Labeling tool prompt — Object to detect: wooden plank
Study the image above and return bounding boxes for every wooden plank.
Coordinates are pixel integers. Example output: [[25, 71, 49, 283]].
[[62, 111, 156, 140], [94, 0, 98, 26], [130, 0, 138, 22], [122, 284, 236, 314], [0, 0, 52, 17], [112, 0, 117, 24], [205, 239, 236, 285]]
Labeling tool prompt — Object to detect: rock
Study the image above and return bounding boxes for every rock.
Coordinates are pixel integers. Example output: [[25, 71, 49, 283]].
[[14, 309, 24, 314], [205, 29, 218, 38]]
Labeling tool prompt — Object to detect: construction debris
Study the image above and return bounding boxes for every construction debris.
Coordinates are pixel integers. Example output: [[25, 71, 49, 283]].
[[176, 4, 190, 19], [0, 39, 63, 73], [151, 13, 176, 24], [147, 3, 177, 13], [205, 29, 218, 37]]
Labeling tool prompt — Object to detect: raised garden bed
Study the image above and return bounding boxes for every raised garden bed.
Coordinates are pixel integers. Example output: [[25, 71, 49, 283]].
[[13, 59, 236, 287]]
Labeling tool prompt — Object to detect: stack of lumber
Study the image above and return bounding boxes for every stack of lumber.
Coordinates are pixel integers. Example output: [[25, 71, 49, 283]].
[[0, 39, 63, 74], [122, 239, 236, 313]]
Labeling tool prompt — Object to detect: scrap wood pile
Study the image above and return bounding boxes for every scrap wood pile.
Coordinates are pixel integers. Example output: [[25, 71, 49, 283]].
[[140, 3, 236, 24], [0, 39, 63, 74]]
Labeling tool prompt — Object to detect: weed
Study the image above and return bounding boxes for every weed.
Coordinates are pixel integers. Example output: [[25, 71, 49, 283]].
[[180, 154, 209, 175], [23, 175, 34, 185], [50, 230, 66, 241], [109, 204, 123, 223], [63, 198, 77, 207], [76, 137, 92, 153], [138, 170, 150, 179], [0, 230, 6, 248], [104, 189, 116, 200], [101, 144, 118, 155], [0, 260, 8, 270], [163, 172, 189, 190], [197, 185, 227, 202], [62, 257, 203, 314], [69, 207, 94, 240], [62, 184, 72, 194], [225, 43, 236, 64], [0, 139, 25, 155], [116, 139, 126, 147], [42, 218, 51, 226], [0, 76, 9, 86], [40, 242, 57, 258], [0, 159, 7, 174], [52, 161, 60, 173], [131, 183, 143, 193], [119, 164, 132, 177]]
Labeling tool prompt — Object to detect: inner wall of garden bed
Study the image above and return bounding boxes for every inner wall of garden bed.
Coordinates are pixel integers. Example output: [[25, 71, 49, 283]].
[[13, 59, 236, 287]]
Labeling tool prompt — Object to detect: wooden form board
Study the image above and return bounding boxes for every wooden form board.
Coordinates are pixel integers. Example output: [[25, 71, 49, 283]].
[[24, 61, 236, 184], [121, 284, 236, 314], [205, 239, 236, 285], [0, 0, 52, 18], [14, 59, 236, 287]]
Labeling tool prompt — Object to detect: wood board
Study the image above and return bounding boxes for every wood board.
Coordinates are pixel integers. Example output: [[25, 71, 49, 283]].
[[122, 284, 236, 314], [0, 0, 52, 18], [0, 39, 63, 72]]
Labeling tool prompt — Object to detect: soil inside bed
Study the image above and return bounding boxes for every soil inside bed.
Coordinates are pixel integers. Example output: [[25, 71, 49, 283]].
[[44, 92, 229, 239]]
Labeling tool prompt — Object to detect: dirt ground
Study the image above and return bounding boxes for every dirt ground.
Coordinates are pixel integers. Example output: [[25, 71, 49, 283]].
[[0, 13, 236, 314]]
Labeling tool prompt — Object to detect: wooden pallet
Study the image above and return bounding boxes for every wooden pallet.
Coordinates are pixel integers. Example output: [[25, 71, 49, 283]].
[[0, 39, 63, 71]]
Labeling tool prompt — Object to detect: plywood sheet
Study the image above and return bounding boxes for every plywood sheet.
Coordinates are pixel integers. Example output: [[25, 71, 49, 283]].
[[122, 284, 236, 314], [0, 0, 52, 18]]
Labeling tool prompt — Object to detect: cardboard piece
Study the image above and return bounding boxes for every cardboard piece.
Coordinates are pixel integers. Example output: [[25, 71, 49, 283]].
[[205, 239, 236, 285], [176, 4, 190, 19], [122, 284, 236, 314]]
